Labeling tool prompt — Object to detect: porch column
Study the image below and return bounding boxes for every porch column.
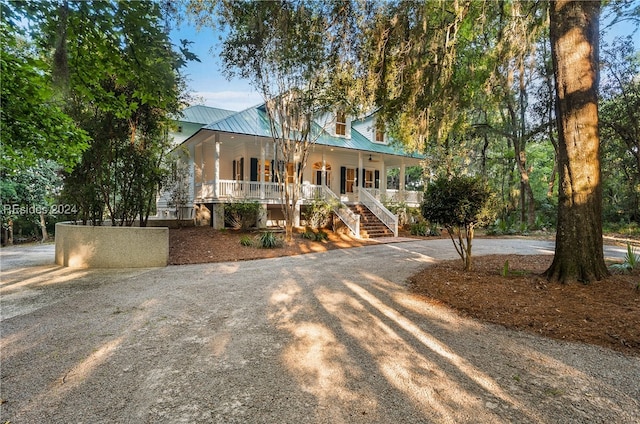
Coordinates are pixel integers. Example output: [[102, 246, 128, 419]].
[[188, 146, 196, 204], [260, 141, 266, 199], [321, 155, 326, 187], [357, 152, 363, 201], [399, 161, 406, 192], [213, 134, 220, 198], [380, 160, 387, 199]]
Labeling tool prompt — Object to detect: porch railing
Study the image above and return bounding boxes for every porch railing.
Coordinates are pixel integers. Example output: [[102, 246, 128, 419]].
[[366, 188, 423, 206], [200, 180, 325, 202], [322, 185, 360, 238], [381, 189, 423, 206], [198, 180, 423, 206], [192, 181, 408, 239], [217, 180, 281, 200], [358, 187, 398, 237]]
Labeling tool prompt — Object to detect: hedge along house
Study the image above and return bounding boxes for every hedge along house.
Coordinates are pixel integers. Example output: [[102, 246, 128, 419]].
[[158, 104, 424, 238]]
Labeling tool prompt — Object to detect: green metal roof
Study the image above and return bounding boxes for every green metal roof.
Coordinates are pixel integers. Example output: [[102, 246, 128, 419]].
[[178, 105, 237, 125], [201, 104, 423, 159], [203, 105, 273, 137]]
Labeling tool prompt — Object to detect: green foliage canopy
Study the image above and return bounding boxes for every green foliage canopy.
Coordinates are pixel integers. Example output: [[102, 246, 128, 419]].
[[0, 22, 88, 172], [422, 175, 494, 230], [599, 36, 640, 222], [6, 0, 193, 226], [422, 175, 494, 270]]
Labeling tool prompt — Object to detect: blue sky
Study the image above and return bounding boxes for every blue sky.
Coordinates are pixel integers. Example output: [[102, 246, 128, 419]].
[[170, 9, 639, 112], [170, 23, 262, 111]]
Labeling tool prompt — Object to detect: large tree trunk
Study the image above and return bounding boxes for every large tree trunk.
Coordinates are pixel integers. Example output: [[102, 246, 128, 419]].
[[544, 0, 609, 283]]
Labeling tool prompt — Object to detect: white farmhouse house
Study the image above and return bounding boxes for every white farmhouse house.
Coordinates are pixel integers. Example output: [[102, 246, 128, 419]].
[[158, 104, 424, 238]]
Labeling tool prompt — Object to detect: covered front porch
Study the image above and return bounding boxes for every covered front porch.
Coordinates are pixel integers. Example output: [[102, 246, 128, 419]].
[[188, 129, 423, 204], [159, 109, 425, 237], [195, 179, 423, 207], [186, 179, 421, 238]]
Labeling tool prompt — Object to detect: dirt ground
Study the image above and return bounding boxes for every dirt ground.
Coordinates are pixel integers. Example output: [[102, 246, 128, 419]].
[[170, 227, 640, 357]]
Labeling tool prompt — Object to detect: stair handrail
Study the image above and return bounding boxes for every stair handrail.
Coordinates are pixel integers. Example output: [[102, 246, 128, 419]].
[[358, 188, 398, 237], [321, 185, 360, 238]]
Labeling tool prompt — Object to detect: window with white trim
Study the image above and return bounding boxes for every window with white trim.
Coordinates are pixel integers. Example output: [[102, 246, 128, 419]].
[[375, 120, 385, 143], [346, 168, 355, 192], [336, 110, 346, 136], [364, 170, 374, 188]]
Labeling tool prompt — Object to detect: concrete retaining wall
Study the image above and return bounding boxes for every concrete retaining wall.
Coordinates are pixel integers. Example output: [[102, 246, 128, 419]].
[[55, 222, 168, 268]]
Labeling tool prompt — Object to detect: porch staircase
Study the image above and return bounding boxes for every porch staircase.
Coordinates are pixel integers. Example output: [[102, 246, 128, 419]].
[[348, 204, 394, 238]]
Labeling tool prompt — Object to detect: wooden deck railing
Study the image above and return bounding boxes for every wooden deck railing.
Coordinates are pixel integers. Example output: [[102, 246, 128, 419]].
[[358, 188, 398, 237]]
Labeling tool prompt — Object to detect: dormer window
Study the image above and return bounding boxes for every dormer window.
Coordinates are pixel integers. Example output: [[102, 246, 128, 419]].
[[375, 120, 385, 143], [336, 110, 347, 136]]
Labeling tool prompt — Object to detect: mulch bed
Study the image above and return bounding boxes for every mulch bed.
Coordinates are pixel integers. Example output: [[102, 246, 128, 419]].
[[408, 254, 640, 356]]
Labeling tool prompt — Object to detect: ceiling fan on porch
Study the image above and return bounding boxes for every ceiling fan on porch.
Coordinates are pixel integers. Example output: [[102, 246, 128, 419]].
[[368, 154, 380, 163]]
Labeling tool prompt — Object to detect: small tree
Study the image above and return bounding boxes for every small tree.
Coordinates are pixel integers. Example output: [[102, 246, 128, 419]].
[[205, 0, 354, 243], [421, 175, 494, 271]]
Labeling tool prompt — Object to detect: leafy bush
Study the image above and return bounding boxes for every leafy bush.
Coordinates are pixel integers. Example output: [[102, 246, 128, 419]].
[[239, 235, 253, 246], [406, 207, 423, 223], [315, 230, 328, 241], [302, 227, 328, 241], [258, 231, 281, 248], [410, 221, 427, 236], [301, 228, 316, 240], [410, 220, 440, 236], [535, 198, 557, 229], [224, 201, 261, 230], [487, 212, 552, 236], [385, 201, 407, 214], [486, 216, 517, 235], [303, 198, 336, 229], [609, 243, 640, 274], [421, 175, 494, 271]]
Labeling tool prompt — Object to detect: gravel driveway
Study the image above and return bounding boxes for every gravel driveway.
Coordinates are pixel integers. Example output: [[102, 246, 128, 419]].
[[1, 239, 638, 423]]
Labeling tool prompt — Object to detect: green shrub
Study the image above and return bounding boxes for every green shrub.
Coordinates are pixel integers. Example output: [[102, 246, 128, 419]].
[[303, 198, 336, 229], [410, 220, 440, 236], [258, 231, 281, 248], [239, 235, 253, 246], [224, 201, 261, 230], [407, 207, 422, 222], [315, 230, 328, 241], [421, 175, 494, 271], [427, 222, 441, 236], [609, 243, 640, 274], [487, 215, 518, 236], [301, 228, 316, 240], [603, 222, 640, 237], [410, 221, 427, 236], [383, 201, 407, 215], [301, 227, 329, 241]]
